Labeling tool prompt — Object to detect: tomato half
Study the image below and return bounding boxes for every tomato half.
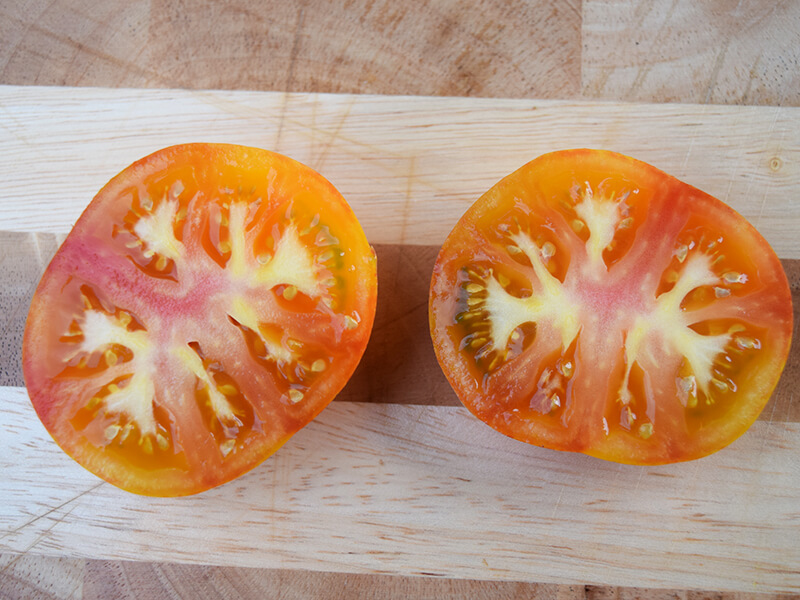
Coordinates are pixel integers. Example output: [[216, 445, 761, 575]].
[[429, 149, 792, 464], [23, 144, 377, 495]]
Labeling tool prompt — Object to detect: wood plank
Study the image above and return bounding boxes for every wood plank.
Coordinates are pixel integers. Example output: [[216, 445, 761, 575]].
[[2, 2, 798, 598], [80, 560, 582, 600], [1, 386, 799, 593], [0, 86, 797, 257], [1, 233, 798, 421], [0, 553, 83, 600], [582, 0, 800, 106], [2, 554, 793, 600], [2, 85, 799, 596], [0, 0, 581, 99]]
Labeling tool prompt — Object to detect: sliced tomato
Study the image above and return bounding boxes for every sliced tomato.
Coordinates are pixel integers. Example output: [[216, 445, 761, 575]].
[[429, 149, 792, 464], [23, 144, 377, 495]]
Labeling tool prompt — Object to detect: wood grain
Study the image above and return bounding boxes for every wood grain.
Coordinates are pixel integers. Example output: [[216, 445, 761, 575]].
[[0, 553, 83, 600], [81, 560, 584, 600], [4, 0, 797, 109], [0, 0, 581, 100], [2, 1, 798, 597], [2, 387, 800, 593], [1, 86, 798, 255], [1, 554, 795, 600], [582, 0, 800, 106], [1, 85, 799, 596]]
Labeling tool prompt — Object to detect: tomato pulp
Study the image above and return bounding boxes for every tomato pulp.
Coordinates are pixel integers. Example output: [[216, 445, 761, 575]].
[[429, 149, 792, 464], [24, 144, 377, 495]]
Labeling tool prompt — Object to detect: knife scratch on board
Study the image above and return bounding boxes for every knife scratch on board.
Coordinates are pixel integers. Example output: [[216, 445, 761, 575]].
[[0, 490, 89, 577], [0, 481, 105, 543], [312, 96, 356, 172]]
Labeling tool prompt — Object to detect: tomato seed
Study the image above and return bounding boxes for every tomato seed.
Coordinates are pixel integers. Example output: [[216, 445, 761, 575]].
[[119, 423, 134, 443], [318, 249, 335, 262], [104, 424, 121, 441], [736, 336, 759, 350], [139, 436, 154, 454], [558, 361, 574, 378], [220, 439, 236, 457], [722, 271, 745, 284], [104, 349, 118, 366], [470, 337, 488, 349], [711, 378, 729, 392]]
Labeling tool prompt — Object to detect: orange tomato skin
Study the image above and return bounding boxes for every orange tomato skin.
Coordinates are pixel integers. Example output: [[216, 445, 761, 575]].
[[24, 144, 377, 496], [430, 149, 792, 465]]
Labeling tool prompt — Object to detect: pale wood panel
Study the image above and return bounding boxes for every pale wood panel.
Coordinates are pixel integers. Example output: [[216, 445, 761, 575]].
[[0, 86, 798, 256], [1, 386, 799, 593], [0, 0, 581, 99], [2, 1, 797, 597], [582, 0, 800, 106]]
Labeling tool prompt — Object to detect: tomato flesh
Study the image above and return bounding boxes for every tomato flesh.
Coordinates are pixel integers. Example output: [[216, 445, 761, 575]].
[[429, 149, 792, 464], [23, 144, 377, 495]]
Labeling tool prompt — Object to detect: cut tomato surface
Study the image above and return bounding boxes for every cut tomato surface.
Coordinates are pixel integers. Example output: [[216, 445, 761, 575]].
[[429, 149, 792, 464], [23, 144, 377, 495]]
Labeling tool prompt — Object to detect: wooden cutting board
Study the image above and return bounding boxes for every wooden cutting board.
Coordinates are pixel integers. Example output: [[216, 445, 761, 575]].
[[0, 85, 798, 594]]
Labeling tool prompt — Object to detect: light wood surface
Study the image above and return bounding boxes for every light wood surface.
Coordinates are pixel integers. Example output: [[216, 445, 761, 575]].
[[1, 87, 797, 255], [3, 384, 800, 593], [0, 85, 799, 597], [1, 0, 798, 598]]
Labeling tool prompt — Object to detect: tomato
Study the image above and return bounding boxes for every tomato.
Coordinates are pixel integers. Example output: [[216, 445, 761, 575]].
[[429, 149, 792, 464], [23, 144, 377, 495]]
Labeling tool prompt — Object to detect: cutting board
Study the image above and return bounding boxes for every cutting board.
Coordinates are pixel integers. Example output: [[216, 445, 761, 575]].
[[0, 85, 798, 594]]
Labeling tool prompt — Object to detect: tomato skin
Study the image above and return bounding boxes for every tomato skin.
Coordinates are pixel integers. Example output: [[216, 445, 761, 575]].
[[23, 144, 377, 496], [429, 149, 792, 465]]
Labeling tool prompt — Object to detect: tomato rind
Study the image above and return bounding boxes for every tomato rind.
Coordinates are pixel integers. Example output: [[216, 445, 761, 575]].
[[23, 143, 377, 496], [429, 149, 793, 465]]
